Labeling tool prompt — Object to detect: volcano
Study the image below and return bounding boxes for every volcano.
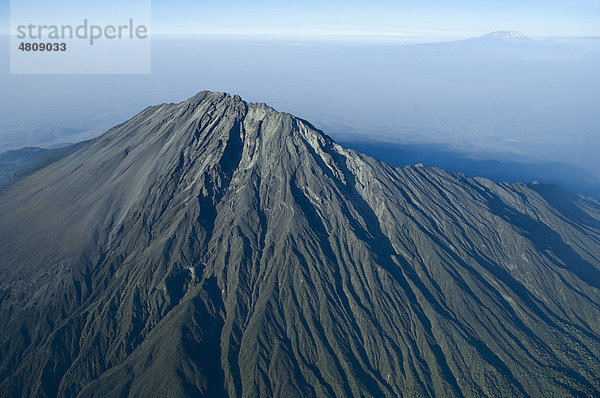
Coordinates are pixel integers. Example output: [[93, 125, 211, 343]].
[[1, 92, 599, 397]]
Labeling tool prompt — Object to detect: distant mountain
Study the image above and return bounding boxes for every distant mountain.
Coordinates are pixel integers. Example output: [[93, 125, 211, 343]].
[[1, 92, 599, 397], [0, 143, 88, 190], [484, 31, 527, 39], [428, 30, 581, 56], [468, 31, 535, 44], [0, 147, 47, 188]]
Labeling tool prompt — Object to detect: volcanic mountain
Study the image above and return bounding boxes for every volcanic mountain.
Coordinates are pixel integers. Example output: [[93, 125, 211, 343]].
[[1, 92, 599, 397]]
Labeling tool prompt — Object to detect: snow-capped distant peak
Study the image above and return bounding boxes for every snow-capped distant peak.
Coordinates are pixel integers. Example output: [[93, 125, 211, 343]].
[[487, 31, 528, 39]]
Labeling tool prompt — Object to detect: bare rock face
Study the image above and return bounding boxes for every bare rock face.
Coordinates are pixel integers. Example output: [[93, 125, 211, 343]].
[[1, 91, 599, 397]]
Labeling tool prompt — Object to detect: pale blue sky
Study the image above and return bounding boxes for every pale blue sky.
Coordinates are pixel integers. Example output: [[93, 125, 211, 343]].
[[150, 0, 600, 38], [1, 0, 600, 38]]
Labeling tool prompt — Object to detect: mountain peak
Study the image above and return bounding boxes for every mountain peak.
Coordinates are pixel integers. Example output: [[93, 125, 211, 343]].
[[1, 91, 600, 397], [474, 31, 536, 44], [181, 90, 277, 113], [488, 30, 527, 39], [183, 90, 243, 106]]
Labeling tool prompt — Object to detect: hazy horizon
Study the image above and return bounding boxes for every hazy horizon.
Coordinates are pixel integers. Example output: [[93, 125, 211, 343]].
[[1, 0, 599, 196], [2, 0, 600, 37]]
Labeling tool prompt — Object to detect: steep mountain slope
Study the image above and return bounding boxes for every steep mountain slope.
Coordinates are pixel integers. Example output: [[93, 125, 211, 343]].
[[0, 92, 599, 397]]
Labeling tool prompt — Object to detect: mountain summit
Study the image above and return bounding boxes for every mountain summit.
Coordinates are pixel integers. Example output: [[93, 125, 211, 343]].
[[484, 31, 527, 40], [1, 92, 599, 397], [463, 30, 539, 46]]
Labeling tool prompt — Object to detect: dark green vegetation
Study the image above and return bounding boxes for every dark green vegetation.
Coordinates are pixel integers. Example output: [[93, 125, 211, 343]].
[[1, 92, 599, 397]]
